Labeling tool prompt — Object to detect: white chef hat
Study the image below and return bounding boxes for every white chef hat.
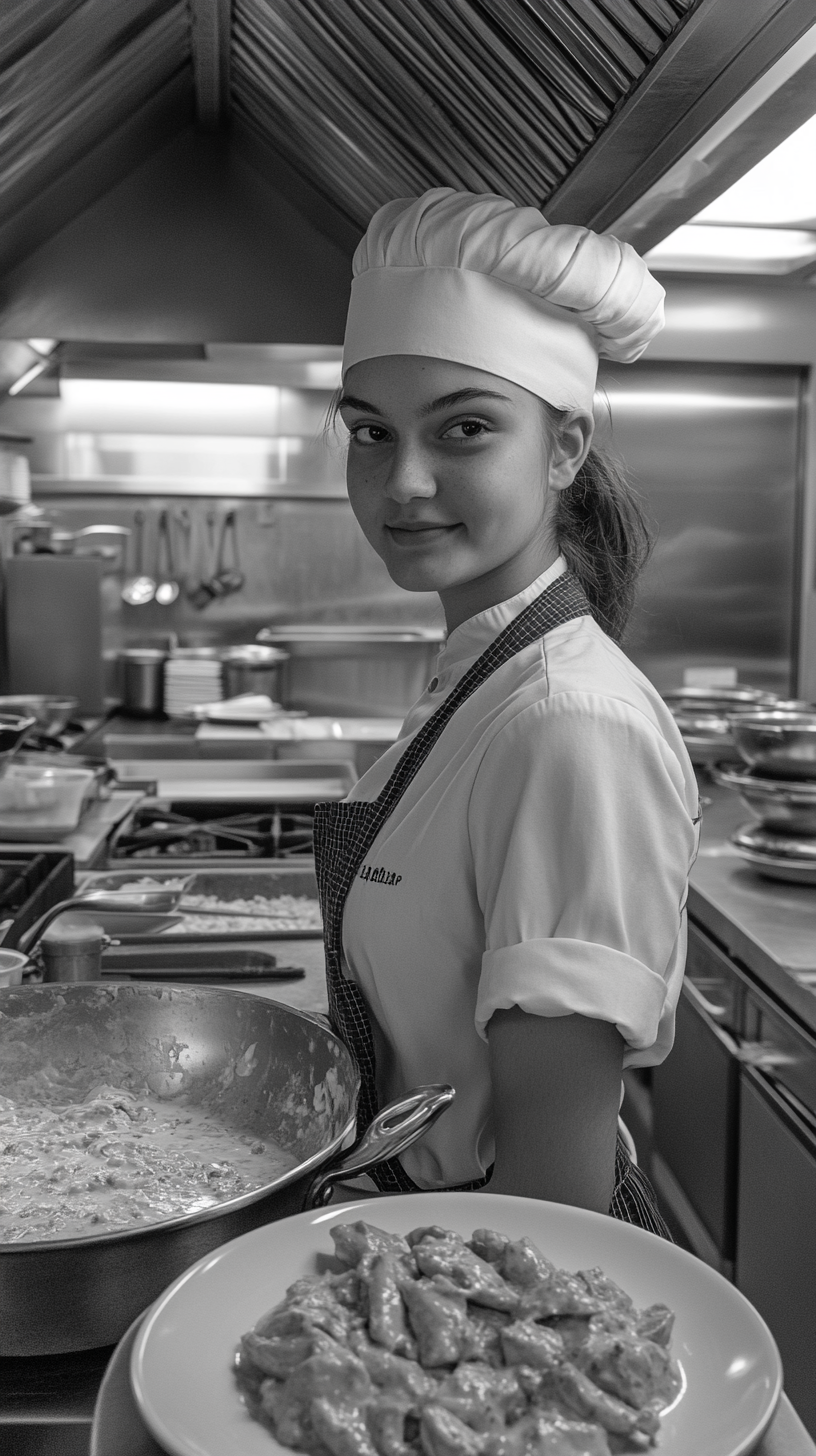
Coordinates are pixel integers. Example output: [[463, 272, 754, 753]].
[[342, 188, 665, 412]]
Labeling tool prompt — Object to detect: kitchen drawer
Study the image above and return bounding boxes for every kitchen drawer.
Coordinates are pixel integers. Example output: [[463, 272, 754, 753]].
[[652, 969, 740, 1259], [736, 1068, 816, 1437], [742, 983, 816, 1125], [685, 919, 747, 1035]]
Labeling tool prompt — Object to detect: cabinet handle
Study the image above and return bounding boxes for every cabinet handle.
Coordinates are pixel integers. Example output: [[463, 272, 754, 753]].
[[685, 980, 728, 1019], [737, 1041, 798, 1070]]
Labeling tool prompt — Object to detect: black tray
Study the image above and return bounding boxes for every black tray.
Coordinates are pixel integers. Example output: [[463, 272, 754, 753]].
[[101, 946, 305, 981]]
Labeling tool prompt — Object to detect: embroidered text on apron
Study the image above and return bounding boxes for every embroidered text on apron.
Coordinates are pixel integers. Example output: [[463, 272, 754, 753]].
[[313, 573, 671, 1237]]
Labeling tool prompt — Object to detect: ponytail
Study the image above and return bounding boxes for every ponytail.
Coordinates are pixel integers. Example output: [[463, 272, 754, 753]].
[[545, 405, 653, 644]]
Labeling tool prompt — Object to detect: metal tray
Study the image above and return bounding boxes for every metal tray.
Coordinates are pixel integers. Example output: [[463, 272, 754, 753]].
[[109, 758, 356, 799], [80, 866, 323, 942]]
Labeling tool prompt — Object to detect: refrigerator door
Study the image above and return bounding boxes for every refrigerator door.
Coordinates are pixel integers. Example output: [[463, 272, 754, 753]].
[[596, 360, 803, 696]]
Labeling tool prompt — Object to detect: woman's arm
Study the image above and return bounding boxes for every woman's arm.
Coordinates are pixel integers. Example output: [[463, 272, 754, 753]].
[[485, 1006, 624, 1212]]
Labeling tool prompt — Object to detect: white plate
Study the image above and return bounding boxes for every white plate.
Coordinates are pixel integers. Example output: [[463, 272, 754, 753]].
[[131, 1191, 781, 1456]]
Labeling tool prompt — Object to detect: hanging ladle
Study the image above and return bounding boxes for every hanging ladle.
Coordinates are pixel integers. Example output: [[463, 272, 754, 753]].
[[155, 510, 180, 606], [210, 509, 245, 596], [121, 510, 155, 606]]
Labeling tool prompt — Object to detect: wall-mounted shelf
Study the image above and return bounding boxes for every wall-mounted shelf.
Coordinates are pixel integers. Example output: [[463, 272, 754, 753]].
[[30, 476, 348, 500]]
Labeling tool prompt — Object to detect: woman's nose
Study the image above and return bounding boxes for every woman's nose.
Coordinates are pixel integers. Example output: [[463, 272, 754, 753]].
[[384, 446, 436, 502]]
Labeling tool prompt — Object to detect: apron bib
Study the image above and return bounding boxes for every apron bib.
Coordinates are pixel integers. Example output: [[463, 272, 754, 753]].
[[313, 572, 670, 1236]]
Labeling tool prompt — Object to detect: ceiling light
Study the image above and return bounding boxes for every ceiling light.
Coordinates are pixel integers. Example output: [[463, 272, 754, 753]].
[[8, 359, 51, 396], [59, 378, 282, 428], [644, 224, 816, 273], [695, 112, 816, 226], [26, 339, 57, 358]]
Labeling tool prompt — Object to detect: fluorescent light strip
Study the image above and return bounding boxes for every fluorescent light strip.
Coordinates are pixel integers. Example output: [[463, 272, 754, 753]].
[[645, 224, 816, 271], [8, 359, 50, 396]]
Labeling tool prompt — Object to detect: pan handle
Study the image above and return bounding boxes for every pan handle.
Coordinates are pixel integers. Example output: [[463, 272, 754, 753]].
[[304, 1083, 454, 1209]]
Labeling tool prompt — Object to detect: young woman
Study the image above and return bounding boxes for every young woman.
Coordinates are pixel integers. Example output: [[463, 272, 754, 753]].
[[315, 189, 699, 1234]]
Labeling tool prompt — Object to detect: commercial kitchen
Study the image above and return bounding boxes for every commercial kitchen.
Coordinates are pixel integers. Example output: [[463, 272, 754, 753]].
[[2, 4, 816, 1455]]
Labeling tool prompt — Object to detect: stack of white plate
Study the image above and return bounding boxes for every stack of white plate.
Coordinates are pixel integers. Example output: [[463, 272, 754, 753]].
[[164, 655, 223, 718]]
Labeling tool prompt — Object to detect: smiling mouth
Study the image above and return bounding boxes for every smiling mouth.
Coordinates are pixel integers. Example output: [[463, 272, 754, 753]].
[[386, 522, 458, 539]]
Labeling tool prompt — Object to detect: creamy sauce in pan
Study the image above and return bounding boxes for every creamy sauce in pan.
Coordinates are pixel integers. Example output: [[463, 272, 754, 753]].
[[0, 1084, 297, 1243]]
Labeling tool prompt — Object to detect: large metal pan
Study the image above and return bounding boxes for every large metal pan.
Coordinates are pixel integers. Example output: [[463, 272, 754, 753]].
[[0, 982, 452, 1356]]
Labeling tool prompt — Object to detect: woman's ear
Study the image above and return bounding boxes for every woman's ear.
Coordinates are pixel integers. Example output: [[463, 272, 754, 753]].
[[548, 409, 595, 492]]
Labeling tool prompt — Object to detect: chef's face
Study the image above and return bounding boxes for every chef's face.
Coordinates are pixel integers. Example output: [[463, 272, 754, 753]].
[[339, 356, 593, 629]]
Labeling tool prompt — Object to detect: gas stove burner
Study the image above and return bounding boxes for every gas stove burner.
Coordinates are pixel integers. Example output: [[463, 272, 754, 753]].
[[112, 802, 315, 861]]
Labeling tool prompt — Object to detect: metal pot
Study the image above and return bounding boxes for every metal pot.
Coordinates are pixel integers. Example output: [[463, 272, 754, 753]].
[[256, 626, 444, 717], [117, 649, 167, 717], [221, 645, 288, 702], [0, 982, 452, 1355]]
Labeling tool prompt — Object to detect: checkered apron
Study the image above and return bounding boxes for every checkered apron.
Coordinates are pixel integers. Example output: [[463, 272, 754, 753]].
[[313, 572, 671, 1237]]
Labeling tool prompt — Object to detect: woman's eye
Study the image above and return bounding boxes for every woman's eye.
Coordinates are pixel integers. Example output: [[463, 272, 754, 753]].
[[442, 418, 490, 440], [349, 423, 390, 445]]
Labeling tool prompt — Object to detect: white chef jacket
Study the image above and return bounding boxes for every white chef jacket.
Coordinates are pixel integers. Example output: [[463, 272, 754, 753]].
[[342, 557, 700, 1188]]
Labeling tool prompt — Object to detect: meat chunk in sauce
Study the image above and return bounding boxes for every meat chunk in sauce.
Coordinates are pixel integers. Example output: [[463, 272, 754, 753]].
[[236, 1224, 680, 1456]]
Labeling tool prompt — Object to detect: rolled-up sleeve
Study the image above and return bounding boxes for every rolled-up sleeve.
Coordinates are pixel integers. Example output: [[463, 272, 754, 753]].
[[469, 692, 697, 1057]]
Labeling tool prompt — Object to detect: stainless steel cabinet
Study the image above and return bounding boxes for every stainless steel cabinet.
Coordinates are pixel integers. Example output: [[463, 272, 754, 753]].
[[652, 922, 744, 1272], [736, 1069, 816, 1437]]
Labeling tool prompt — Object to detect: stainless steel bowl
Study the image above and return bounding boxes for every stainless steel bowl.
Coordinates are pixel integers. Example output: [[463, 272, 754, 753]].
[[0, 696, 77, 737], [729, 710, 816, 780], [732, 822, 816, 860], [664, 686, 777, 714], [712, 763, 816, 833]]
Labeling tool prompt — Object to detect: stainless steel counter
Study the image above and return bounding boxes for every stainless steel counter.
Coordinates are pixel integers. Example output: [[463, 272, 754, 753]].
[[689, 779, 816, 1036]]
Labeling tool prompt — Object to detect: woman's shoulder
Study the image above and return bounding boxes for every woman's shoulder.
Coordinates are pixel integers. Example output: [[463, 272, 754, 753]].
[[541, 615, 663, 710], [488, 617, 695, 785]]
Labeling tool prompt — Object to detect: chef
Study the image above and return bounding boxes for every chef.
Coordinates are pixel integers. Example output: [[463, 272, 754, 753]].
[[314, 188, 699, 1233]]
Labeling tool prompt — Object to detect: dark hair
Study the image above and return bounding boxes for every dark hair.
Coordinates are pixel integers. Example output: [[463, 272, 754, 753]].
[[544, 403, 653, 644]]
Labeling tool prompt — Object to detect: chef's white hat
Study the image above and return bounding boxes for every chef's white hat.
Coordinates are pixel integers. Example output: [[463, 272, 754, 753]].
[[342, 188, 665, 412]]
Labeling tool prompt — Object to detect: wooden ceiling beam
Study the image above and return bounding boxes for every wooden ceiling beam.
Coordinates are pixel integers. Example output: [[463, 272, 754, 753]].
[[544, 0, 816, 240]]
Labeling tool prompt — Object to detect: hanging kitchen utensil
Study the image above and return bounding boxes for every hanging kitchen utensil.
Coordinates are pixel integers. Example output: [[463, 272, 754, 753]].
[[211, 510, 245, 597], [121, 511, 155, 606], [187, 509, 219, 610], [155, 511, 180, 606], [175, 507, 193, 590]]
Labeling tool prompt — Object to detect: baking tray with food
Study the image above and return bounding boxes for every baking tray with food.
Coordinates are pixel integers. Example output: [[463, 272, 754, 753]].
[[78, 868, 324, 942]]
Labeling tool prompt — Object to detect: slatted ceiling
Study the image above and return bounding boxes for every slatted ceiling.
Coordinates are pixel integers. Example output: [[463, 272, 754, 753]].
[[0, 0, 700, 269], [0, 0, 85, 71], [0, 0, 190, 218], [231, 0, 696, 232]]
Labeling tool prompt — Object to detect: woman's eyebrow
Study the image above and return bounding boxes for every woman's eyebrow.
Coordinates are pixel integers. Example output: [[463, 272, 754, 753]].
[[337, 386, 513, 417], [420, 387, 512, 415], [337, 393, 380, 413]]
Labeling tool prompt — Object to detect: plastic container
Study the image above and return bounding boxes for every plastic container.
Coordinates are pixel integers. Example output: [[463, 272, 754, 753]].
[[0, 766, 96, 840], [0, 948, 28, 987]]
